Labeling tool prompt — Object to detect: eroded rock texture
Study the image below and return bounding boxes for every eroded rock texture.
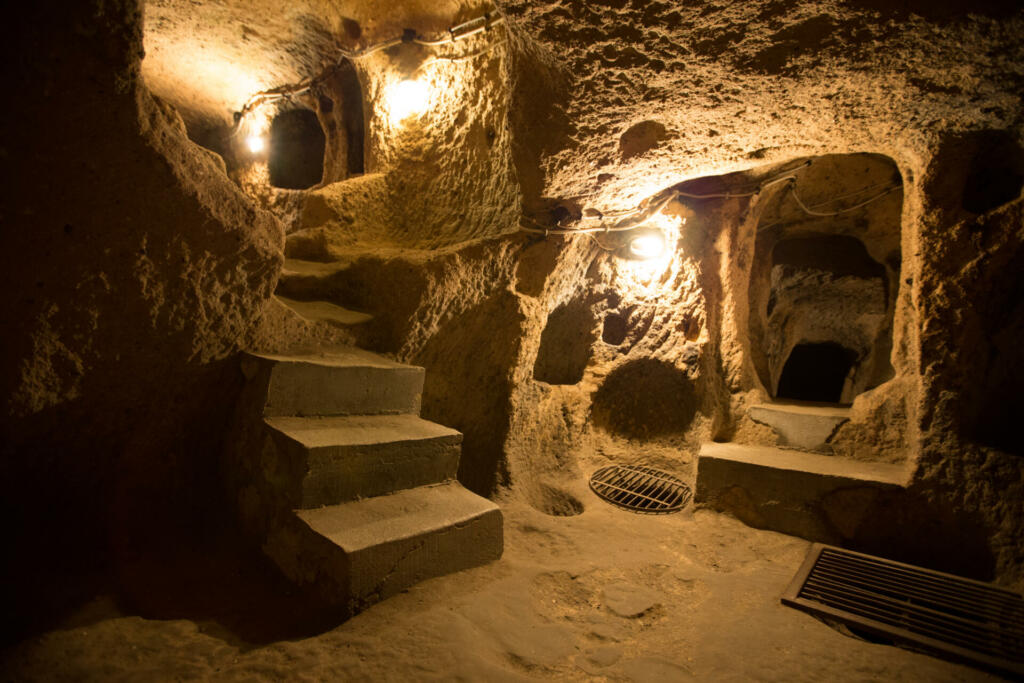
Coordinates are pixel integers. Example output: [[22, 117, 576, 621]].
[[1, 1, 282, 630], [3, 0, 1024, 641]]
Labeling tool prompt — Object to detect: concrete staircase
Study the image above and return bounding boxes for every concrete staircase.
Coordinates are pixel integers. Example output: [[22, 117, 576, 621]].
[[225, 348, 502, 615], [695, 399, 907, 544]]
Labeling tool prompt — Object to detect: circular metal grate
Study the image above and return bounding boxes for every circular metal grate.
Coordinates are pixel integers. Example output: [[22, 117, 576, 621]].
[[589, 464, 691, 514]]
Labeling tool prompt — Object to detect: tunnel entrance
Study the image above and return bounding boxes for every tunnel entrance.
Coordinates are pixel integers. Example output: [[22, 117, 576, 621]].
[[776, 342, 857, 403], [313, 59, 366, 183], [746, 153, 903, 406], [268, 108, 326, 189]]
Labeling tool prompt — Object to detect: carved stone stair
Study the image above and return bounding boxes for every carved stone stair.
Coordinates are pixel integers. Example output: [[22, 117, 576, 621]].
[[271, 258, 372, 331], [226, 349, 502, 615]]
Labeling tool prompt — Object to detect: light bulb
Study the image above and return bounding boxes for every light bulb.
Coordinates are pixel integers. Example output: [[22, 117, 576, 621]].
[[245, 134, 266, 154], [383, 79, 430, 123], [628, 231, 666, 260]]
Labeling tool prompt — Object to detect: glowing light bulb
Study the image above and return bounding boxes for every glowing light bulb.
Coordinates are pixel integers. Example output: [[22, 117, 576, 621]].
[[628, 231, 666, 260], [383, 79, 430, 123], [245, 134, 266, 154]]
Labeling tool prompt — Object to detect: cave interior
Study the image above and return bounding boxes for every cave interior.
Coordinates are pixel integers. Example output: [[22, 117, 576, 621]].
[[2, 0, 1024, 679]]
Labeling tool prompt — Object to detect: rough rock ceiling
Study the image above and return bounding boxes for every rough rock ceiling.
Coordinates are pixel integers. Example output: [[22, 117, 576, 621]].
[[142, 0, 480, 131], [142, 0, 1024, 217], [502, 0, 1024, 213]]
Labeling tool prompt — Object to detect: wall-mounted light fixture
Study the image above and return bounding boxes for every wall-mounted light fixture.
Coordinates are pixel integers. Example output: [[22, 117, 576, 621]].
[[626, 228, 666, 260], [383, 78, 430, 124], [245, 134, 266, 154], [229, 12, 507, 138]]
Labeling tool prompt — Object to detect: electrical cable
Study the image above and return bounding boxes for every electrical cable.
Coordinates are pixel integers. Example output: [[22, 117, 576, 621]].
[[519, 220, 655, 236], [521, 161, 813, 237], [788, 182, 900, 217], [416, 40, 509, 71], [231, 11, 507, 130], [585, 233, 617, 252], [756, 182, 901, 231], [522, 174, 900, 240], [590, 160, 811, 220]]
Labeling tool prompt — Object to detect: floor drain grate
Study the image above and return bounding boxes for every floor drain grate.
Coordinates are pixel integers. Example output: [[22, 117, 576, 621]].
[[589, 464, 691, 514], [782, 543, 1024, 678]]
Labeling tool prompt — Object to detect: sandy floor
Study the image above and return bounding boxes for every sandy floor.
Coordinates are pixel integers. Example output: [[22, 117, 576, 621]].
[[1, 494, 998, 681]]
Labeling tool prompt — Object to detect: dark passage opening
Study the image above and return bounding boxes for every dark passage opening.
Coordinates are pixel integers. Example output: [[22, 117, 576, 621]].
[[268, 109, 326, 189], [336, 63, 365, 176], [961, 131, 1024, 215], [534, 299, 596, 385], [777, 342, 857, 403]]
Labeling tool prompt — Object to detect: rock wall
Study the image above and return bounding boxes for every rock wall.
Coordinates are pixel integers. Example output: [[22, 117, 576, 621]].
[[1, 0, 282, 634], [489, 0, 1024, 585], [4, 1, 1024, 644]]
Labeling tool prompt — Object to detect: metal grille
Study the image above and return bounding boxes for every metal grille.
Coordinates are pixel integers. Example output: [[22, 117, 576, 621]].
[[782, 543, 1024, 678], [589, 465, 691, 514]]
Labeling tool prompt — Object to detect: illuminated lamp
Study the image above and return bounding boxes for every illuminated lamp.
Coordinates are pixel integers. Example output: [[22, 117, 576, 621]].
[[627, 228, 666, 260], [383, 79, 430, 123], [245, 134, 266, 154]]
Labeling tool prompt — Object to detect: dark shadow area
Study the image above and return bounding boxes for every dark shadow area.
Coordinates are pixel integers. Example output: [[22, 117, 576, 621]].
[[961, 131, 1024, 215], [0, 496, 344, 651], [971, 252, 1024, 455], [773, 234, 887, 282], [313, 58, 365, 184], [591, 359, 697, 439], [269, 108, 326, 190], [602, 311, 629, 345], [619, 120, 666, 161], [336, 62, 365, 177], [777, 342, 856, 403], [534, 300, 596, 385], [112, 524, 345, 648], [529, 483, 585, 517], [846, 490, 997, 582], [843, 0, 1021, 22], [417, 291, 524, 496]]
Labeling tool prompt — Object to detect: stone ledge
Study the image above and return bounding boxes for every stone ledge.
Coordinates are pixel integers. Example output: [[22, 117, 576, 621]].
[[695, 442, 907, 543]]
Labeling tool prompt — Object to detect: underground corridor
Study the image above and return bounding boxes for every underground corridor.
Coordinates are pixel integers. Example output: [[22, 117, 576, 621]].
[[3, 1, 1024, 681]]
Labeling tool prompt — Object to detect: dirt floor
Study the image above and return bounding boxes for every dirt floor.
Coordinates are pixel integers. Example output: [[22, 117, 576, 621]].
[[1, 477, 998, 682]]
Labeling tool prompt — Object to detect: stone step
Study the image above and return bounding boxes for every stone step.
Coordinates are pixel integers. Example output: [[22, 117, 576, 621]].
[[695, 442, 907, 543], [266, 482, 503, 613], [264, 414, 462, 508], [242, 349, 424, 417], [282, 258, 352, 279], [748, 401, 850, 453], [277, 259, 351, 301], [275, 295, 372, 328]]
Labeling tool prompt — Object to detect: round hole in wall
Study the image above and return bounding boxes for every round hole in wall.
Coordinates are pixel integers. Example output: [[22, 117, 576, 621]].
[[591, 359, 697, 439], [268, 108, 326, 190]]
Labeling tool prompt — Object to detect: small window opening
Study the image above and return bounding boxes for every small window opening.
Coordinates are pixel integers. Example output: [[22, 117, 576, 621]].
[[268, 109, 326, 189], [776, 342, 857, 404]]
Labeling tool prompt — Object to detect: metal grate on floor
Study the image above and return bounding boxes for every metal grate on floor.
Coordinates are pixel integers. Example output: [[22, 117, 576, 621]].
[[782, 543, 1024, 678], [589, 464, 691, 514]]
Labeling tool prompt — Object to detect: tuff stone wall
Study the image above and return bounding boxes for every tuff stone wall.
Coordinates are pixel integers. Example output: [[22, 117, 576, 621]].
[[3, 2, 1023, 644], [1, 1, 282, 632]]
